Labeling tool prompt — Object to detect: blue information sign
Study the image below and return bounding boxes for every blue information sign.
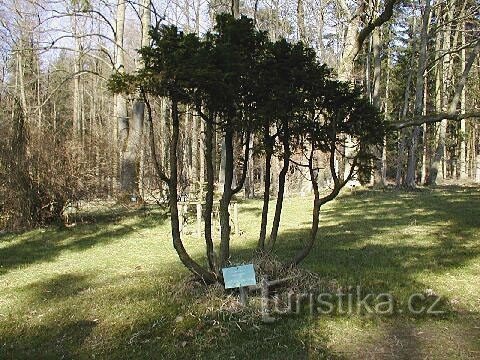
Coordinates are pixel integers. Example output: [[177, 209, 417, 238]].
[[222, 264, 257, 289]]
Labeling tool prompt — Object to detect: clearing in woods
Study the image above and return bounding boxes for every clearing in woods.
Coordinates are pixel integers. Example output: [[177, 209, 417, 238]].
[[0, 186, 479, 359]]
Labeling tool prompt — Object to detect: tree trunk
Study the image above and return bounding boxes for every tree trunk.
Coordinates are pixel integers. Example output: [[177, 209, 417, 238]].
[[297, 0, 306, 41], [381, 47, 390, 183], [428, 21, 480, 185], [476, 123, 480, 182], [203, 113, 217, 272], [404, 0, 430, 188], [395, 18, 416, 187], [420, 81, 428, 184], [115, 0, 128, 188], [268, 136, 290, 250], [289, 150, 329, 266], [121, 101, 143, 194], [191, 108, 198, 189], [336, 0, 396, 81], [459, 21, 467, 180], [258, 146, 272, 250], [72, 11, 82, 139], [429, 3, 454, 185], [244, 135, 254, 199], [199, 119, 205, 188], [16, 48, 28, 120], [231, 0, 240, 18], [169, 100, 216, 283], [429, 25, 443, 184], [316, 0, 324, 59], [120, 0, 150, 196], [372, 24, 384, 186], [219, 130, 234, 267]]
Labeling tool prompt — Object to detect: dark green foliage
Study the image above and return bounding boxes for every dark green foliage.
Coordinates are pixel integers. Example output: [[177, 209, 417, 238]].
[[108, 14, 384, 169], [108, 14, 386, 273]]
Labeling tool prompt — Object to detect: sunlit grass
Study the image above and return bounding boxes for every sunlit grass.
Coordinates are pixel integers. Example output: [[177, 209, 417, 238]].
[[1, 186, 479, 358]]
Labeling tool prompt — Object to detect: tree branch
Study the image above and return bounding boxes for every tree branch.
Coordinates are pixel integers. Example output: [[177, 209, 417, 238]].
[[394, 111, 480, 129], [352, 0, 398, 60], [396, 38, 480, 129]]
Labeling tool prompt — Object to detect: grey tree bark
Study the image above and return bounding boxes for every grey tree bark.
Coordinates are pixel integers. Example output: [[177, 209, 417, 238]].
[[404, 0, 430, 188], [120, 0, 150, 196], [428, 2, 455, 185], [459, 20, 467, 180], [337, 0, 397, 81], [72, 10, 82, 139], [297, 0, 306, 41], [395, 17, 417, 187], [428, 36, 480, 184], [372, 22, 385, 186], [115, 0, 128, 186]]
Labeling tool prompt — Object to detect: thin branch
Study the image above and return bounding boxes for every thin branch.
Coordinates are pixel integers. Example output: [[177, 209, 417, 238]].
[[395, 111, 480, 129]]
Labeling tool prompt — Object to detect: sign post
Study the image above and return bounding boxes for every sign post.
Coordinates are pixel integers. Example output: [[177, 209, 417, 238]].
[[222, 264, 257, 306]]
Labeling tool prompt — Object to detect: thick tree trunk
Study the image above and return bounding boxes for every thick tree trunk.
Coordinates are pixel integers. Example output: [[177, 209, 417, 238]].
[[121, 101, 144, 194], [337, 0, 396, 81], [120, 0, 150, 196], [231, 0, 239, 18], [336, 0, 396, 184]]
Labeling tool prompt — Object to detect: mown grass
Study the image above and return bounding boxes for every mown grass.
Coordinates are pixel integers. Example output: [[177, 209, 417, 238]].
[[0, 186, 479, 359]]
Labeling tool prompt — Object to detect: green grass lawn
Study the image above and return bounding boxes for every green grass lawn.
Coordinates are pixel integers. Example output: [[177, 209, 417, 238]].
[[1, 186, 479, 359]]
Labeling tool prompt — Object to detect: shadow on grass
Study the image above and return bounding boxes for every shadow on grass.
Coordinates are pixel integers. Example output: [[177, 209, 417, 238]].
[[1, 267, 343, 359], [1, 186, 479, 358], [23, 273, 93, 301], [0, 317, 98, 358], [228, 186, 479, 322], [260, 186, 480, 291], [0, 208, 168, 276]]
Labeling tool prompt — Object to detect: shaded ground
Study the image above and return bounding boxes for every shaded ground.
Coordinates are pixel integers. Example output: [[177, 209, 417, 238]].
[[0, 186, 479, 359]]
